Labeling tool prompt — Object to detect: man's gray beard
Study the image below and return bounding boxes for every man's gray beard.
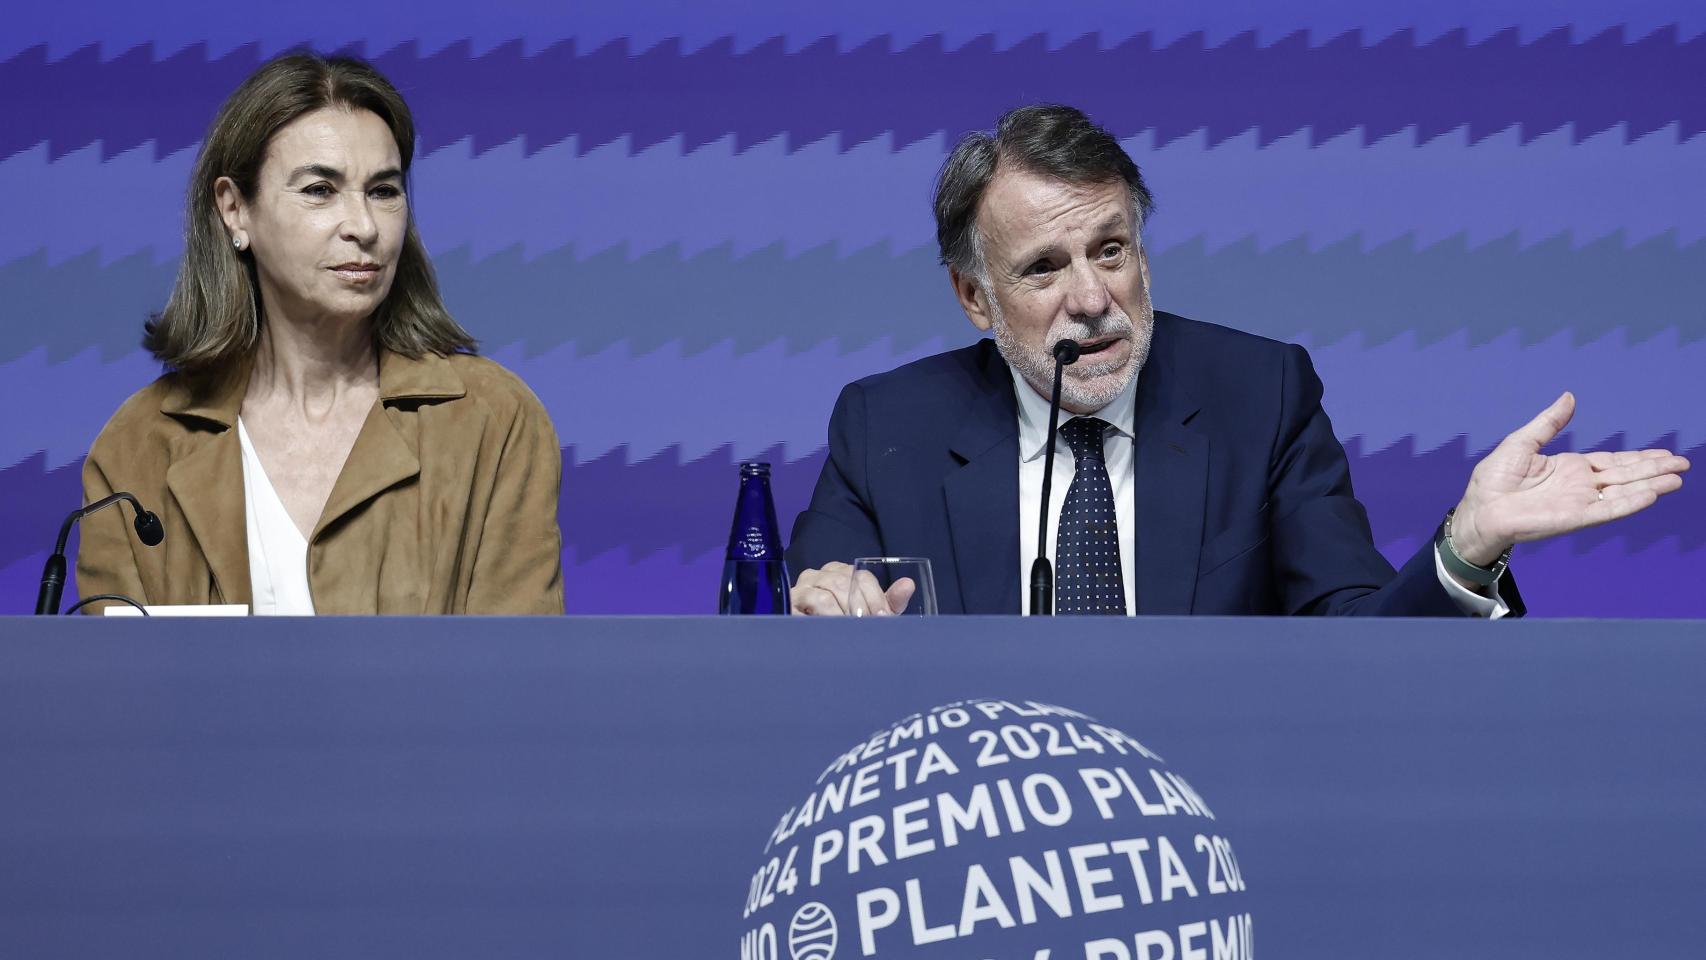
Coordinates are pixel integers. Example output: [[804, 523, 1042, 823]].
[[988, 297, 1153, 412]]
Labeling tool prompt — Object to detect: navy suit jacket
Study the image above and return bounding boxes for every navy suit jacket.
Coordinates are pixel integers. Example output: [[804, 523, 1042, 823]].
[[787, 312, 1522, 616]]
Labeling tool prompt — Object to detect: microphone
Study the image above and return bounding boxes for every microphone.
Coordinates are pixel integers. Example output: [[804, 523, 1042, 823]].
[[1029, 339, 1081, 616], [35, 492, 164, 615]]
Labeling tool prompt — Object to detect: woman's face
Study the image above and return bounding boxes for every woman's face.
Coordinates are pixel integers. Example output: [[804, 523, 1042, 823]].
[[218, 107, 408, 328]]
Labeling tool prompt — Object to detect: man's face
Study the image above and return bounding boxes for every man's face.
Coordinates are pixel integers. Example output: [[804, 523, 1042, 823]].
[[952, 166, 1154, 414]]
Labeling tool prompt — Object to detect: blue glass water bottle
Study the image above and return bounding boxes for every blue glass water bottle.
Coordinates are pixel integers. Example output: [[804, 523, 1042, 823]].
[[719, 462, 792, 615]]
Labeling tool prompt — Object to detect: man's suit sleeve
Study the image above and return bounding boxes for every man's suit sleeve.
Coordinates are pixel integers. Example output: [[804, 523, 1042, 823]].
[[786, 383, 884, 575], [1268, 343, 1474, 616]]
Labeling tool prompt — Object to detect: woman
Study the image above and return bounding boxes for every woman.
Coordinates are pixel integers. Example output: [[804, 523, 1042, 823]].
[[77, 54, 563, 614]]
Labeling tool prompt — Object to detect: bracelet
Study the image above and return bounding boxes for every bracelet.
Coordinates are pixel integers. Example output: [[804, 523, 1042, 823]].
[[1434, 508, 1511, 587]]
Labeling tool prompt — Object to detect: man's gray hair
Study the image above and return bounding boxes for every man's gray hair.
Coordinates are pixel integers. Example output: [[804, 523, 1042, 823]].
[[933, 104, 1156, 283]]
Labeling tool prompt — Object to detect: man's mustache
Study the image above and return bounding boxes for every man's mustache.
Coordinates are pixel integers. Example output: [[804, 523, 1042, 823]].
[[1055, 312, 1134, 339]]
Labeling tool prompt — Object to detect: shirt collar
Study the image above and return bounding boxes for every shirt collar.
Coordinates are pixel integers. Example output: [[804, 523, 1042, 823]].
[[1011, 359, 1139, 463]]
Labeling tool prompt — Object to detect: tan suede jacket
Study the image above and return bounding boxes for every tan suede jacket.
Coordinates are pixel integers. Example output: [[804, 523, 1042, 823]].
[[76, 350, 564, 614]]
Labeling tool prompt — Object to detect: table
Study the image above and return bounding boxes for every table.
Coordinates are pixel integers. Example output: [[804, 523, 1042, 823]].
[[1, 616, 1701, 958]]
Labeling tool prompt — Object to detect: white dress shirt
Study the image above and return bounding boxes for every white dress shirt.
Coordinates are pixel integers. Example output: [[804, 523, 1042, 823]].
[[237, 419, 316, 616], [1009, 369, 1507, 618]]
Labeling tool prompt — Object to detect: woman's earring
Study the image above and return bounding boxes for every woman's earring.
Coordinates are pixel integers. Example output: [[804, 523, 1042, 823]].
[[233, 236, 245, 251]]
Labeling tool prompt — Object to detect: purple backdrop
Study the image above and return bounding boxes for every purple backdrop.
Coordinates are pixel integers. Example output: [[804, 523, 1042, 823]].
[[2, 3, 1701, 614]]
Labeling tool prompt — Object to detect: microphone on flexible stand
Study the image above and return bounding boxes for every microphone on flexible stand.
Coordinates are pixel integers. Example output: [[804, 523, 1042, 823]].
[[1029, 338, 1081, 616], [35, 492, 163, 615]]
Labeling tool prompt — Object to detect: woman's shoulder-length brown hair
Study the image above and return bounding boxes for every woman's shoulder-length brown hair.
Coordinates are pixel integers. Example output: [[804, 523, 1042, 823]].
[[145, 52, 475, 373]]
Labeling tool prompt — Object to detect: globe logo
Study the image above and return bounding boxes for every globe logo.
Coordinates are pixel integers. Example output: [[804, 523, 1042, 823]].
[[788, 902, 838, 960], [739, 699, 1252, 959]]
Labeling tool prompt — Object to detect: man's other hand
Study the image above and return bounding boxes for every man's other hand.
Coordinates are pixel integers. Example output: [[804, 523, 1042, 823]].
[[791, 562, 917, 616]]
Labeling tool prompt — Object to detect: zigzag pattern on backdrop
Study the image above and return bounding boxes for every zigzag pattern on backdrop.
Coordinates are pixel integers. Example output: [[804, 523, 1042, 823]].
[[6, 237, 1704, 366], [5, 128, 1705, 265], [2, 6, 1700, 616], [6, 30, 1705, 161], [3, 436, 1701, 615], [4, 329, 1701, 474], [5, 1, 1704, 61]]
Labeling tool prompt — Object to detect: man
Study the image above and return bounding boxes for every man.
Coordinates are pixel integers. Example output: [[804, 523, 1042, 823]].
[[786, 105, 1688, 616]]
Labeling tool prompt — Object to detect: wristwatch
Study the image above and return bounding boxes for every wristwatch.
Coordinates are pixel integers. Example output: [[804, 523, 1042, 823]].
[[1434, 508, 1511, 587]]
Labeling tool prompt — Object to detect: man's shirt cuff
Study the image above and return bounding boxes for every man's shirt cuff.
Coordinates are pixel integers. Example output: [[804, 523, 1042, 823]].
[[1434, 544, 1512, 620]]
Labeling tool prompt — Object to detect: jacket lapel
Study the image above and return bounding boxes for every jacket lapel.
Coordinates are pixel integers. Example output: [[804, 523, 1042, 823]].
[[310, 405, 421, 542], [944, 347, 1022, 615], [161, 369, 251, 605], [1130, 333, 1207, 615], [157, 350, 467, 595], [310, 351, 462, 542], [165, 433, 249, 605]]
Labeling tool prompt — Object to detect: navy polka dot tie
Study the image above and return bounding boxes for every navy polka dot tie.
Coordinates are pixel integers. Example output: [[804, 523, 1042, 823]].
[[1056, 417, 1126, 615]]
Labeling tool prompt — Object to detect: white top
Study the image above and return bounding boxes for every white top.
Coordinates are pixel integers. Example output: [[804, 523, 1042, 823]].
[[237, 419, 316, 616], [1009, 367, 1507, 618]]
